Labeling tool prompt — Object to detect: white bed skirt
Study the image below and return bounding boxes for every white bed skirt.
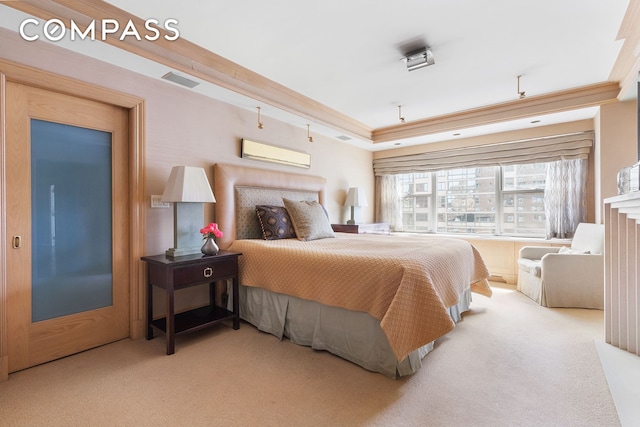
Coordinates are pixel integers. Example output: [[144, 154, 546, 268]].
[[237, 284, 472, 378]]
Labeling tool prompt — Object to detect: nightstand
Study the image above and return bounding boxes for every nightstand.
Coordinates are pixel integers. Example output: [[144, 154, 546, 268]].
[[331, 223, 390, 234], [141, 250, 242, 355]]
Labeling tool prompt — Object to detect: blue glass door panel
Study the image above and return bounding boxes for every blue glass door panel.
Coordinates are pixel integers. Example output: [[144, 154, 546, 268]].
[[30, 119, 113, 322]]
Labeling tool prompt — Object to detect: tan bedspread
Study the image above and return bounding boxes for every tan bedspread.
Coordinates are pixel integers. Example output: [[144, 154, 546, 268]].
[[229, 233, 491, 361]]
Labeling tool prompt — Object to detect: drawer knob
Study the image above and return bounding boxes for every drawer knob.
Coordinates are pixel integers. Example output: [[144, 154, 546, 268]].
[[203, 267, 213, 278]]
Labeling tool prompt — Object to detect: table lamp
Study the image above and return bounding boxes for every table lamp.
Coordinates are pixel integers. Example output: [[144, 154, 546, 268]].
[[161, 166, 216, 257], [344, 187, 368, 225]]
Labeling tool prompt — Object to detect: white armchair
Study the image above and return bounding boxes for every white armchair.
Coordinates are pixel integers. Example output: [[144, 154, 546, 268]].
[[516, 223, 604, 309]]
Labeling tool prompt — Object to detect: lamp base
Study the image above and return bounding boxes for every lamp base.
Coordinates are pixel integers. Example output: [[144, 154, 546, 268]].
[[165, 246, 202, 258], [167, 202, 205, 258], [347, 206, 356, 225]]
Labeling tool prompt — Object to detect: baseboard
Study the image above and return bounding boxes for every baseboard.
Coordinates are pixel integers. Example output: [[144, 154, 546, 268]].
[[0, 355, 8, 382], [595, 340, 640, 426]]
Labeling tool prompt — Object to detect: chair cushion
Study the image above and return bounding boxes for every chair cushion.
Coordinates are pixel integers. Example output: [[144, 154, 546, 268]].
[[518, 258, 541, 278], [571, 223, 604, 255]]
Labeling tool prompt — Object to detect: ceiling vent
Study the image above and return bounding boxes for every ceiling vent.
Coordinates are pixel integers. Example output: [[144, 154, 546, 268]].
[[401, 48, 435, 71], [161, 71, 200, 88]]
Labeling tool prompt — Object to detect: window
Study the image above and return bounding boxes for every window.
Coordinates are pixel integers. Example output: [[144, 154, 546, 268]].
[[436, 167, 496, 234], [501, 164, 546, 236], [400, 173, 432, 231], [400, 162, 548, 237]]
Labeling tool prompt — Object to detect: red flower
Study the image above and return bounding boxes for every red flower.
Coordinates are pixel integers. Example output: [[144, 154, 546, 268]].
[[200, 222, 223, 239]]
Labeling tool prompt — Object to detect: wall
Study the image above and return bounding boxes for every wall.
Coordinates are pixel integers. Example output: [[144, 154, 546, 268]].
[[595, 100, 638, 222], [0, 27, 374, 258]]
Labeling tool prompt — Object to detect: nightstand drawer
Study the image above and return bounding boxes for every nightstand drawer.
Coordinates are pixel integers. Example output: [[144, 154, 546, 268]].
[[173, 261, 236, 288]]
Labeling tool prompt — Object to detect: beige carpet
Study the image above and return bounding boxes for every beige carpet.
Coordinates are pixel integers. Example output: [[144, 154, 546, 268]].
[[0, 283, 621, 426]]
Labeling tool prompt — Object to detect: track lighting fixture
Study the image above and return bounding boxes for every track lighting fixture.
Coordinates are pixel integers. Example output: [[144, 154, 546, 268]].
[[517, 75, 526, 99], [257, 106, 264, 129], [307, 124, 313, 142], [401, 47, 435, 71], [398, 105, 405, 123]]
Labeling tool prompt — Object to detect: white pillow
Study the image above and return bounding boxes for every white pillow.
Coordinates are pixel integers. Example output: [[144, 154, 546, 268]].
[[558, 246, 590, 254]]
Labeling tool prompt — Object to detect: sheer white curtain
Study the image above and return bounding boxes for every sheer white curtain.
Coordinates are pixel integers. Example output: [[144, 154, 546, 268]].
[[544, 159, 587, 239], [375, 175, 403, 231]]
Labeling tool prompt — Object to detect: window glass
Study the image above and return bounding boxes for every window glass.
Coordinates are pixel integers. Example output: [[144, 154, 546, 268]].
[[400, 163, 548, 237]]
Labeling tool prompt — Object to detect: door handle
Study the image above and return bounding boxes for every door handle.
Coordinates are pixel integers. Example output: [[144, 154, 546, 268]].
[[12, 235, 21, 249]]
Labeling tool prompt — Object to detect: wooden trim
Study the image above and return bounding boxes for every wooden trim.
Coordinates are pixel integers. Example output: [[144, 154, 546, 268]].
[[372, 82, 621, 143], [611, 0, 640, 99], [0, 71, 8, 382], [129, 102, 146, 339], [0, 60, 146, 381], [0, 59, 143, 109]]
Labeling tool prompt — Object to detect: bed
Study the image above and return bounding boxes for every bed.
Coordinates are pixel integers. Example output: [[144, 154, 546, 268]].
[[213, 163, 491, 378]]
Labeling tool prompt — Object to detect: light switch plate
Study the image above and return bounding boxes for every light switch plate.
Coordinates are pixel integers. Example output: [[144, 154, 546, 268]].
[[151, 195, 170, 208]]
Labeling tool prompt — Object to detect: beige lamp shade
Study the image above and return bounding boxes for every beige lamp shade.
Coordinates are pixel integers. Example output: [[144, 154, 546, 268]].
[[344, 187, 368, 207], [161, 166, 215, 203]]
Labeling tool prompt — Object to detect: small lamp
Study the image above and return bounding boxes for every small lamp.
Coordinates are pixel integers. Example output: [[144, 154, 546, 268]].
[[161, 166, 216, 257], [344, 187, 368, 225]]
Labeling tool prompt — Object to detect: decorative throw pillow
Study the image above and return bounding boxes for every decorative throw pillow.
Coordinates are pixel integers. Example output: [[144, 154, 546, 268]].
[[558, 246, 591, 254], [282, 198, 335, 241], [255, 205, 297, 240]]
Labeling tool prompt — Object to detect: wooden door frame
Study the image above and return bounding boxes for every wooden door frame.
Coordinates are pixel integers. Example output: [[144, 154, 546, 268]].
[[0, 60, 146, 381]]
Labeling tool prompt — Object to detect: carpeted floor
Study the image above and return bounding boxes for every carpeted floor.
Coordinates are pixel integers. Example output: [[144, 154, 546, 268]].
[[0, 283, 623, 426]]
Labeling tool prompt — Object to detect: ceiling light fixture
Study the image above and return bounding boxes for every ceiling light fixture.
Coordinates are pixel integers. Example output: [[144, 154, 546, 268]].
[[307, 124, 313, 142], [257, 106, 264, 129], [517, 75, 526, 99], [401, 48, 435, 71], [398, 105, 405, 123]]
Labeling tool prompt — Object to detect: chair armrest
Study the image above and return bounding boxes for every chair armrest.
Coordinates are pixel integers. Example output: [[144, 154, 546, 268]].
[[519, 246, 561, 260], [539, 252, 605, 309], [541, 253, 604, 281]]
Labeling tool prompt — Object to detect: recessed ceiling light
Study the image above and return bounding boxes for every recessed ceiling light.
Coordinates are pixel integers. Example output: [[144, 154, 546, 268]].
[[530, 120, 541, 124], [453, 133, 461, 136], [336, 135, 352, 141], [394, 142, 401, 146]]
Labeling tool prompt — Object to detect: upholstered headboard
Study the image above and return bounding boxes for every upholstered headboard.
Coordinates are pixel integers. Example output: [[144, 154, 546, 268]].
[[213, 163, 327, 249]]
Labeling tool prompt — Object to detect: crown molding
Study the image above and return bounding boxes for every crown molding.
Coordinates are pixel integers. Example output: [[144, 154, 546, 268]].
[[610, 0, 640, 100], [371, 82, 620, 144]]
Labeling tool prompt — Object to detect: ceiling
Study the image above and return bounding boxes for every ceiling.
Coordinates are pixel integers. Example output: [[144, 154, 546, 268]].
[[0, 1, 634, 151]]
